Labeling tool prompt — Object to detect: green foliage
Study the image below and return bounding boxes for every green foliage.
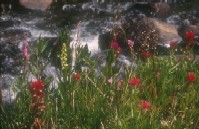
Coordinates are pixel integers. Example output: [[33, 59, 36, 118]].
[[0, 29, 199, 129]]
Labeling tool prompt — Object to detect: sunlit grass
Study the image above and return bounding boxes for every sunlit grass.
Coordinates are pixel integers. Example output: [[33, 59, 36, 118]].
[[0, 30, 198, 129]]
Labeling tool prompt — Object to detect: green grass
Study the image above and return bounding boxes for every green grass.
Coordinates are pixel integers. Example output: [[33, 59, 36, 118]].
[[0, 30, 199, 129]]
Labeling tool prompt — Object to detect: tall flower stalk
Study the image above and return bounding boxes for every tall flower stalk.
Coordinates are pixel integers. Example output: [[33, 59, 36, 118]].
[[29, 80, 46, 129], [61, 43, 68, 70]]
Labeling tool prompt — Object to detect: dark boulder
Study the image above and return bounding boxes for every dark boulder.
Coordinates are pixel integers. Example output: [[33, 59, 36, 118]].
[[98, 17, 182, 55], [150, 2, 171, 18], [0, 29, 31, 43], [0, 42, 23, 74], [131, 3, 154, 17]]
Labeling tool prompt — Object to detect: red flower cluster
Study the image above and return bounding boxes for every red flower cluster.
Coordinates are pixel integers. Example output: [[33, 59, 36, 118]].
[[110, 41, 121, 53], [128, 77, 141, 87], [186, 72, 196, 82], [184, 31, 195, 45], [29, 80, 46, 115], [141, 51, 153, 57], [72, 73, 81, 80], [138, 101, 151, 111]]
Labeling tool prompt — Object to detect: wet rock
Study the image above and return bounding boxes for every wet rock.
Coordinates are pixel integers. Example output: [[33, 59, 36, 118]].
[[0, 29, 31, 43], [151, 18, 182, 45], [19, 0, 53, 10], [98, 32, 112, 50], [0, 20, 18, 28], [131, 3, 153, 16], [151, 2, 171, 18], [98, 17, 182, 54], [0, 42, 23, 74], [0, 74, 19, 104], [166, 15, 181, 25]]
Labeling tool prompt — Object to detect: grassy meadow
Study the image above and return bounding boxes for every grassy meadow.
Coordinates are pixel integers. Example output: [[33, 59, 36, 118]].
[[0, 30, 198, 129]]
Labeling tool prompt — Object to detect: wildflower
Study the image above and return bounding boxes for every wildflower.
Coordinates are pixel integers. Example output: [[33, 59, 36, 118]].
[[184, 31, 195, 45], [110, 41, 121, 53], [169, 41, 177, 49], [141, 51, 153, 57], [33, 118, 44, 129], [116, 80, 122, 89], [29, 80, 46, 129], [138, 101, 151, 111], [128, 77, 141, 87], [72, 73, 80, 80], [61, 43, 68, 70], [155, 71, 161, 77], [186, 72, 196, 82], [108, 77, 113, 84], [29, 79, 46, 124], [128, 40, 134, 48], [31, 80, 44, 89], [23, 41, 29, 59]]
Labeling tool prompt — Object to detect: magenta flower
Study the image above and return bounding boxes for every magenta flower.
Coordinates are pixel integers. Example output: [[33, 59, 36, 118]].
[[128, 40, 134, 48], [110, 41, 121, 53], [23, 41, 29, 60]]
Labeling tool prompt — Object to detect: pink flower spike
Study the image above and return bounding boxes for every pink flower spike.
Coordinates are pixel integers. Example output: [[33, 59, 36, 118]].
[[128, 40, 134, 48], [108, 77, 113, 84], [116, 80, 122, 89], [117, 47, 121, 53], [23, 41, 29, 60]]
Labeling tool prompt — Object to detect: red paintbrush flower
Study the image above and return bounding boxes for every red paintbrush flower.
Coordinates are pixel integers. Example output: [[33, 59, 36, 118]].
[[110, 41, 121, 53], [141, 52, 153, 57], [72, 73, 81, 80], [128, 77, 141, 87], [31, 80, 44, 90], [186, 72, 196, 82], [139, 101, 151, 111], [184, 31, 195, 45]]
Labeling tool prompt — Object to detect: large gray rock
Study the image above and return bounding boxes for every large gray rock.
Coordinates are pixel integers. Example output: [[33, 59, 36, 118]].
[[19, 0, 52, 10], [150, 18, 182, 45]]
